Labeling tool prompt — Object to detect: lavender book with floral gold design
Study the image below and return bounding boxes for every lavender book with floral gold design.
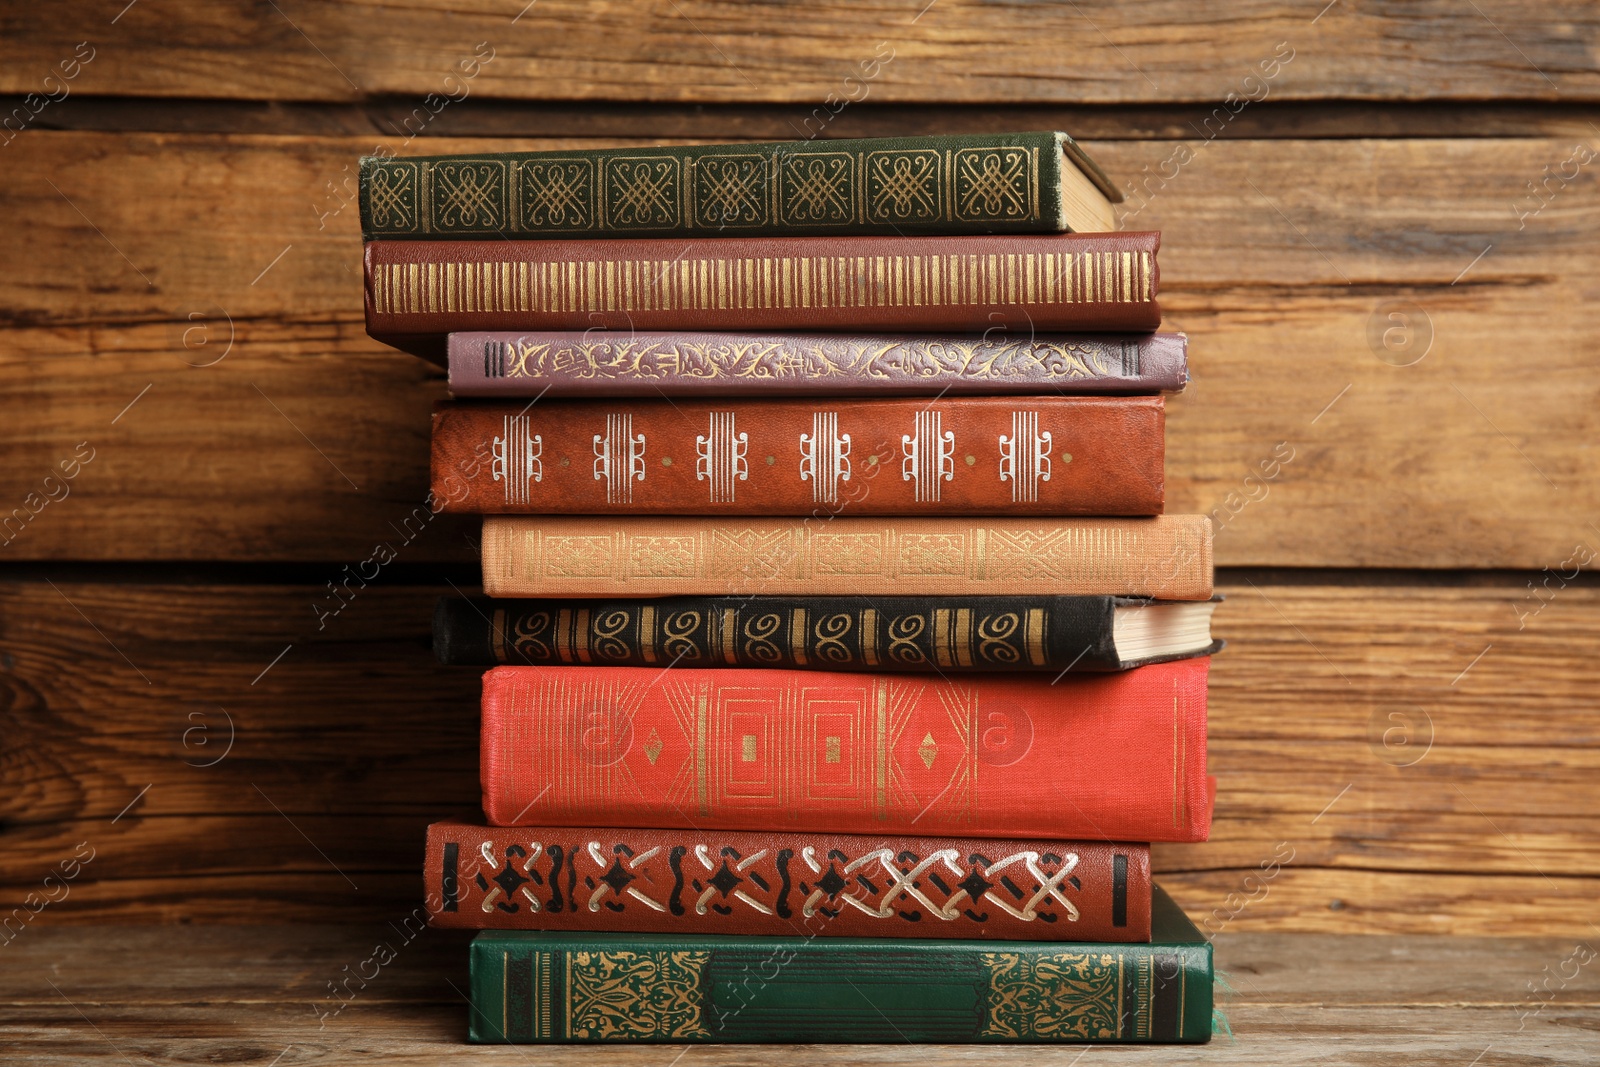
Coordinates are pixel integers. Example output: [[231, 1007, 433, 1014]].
[[446, 331, 1186, 397]]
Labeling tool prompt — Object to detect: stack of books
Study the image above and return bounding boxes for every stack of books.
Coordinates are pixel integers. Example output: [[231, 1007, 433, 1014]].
[[359, 131, 1219, 1045]]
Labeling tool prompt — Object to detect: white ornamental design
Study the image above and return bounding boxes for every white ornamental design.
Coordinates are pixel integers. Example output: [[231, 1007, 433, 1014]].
[[901, 409, 955, 503], [492, 414, 542, 505], [998, 410, 1052, 503], [798, 411, 851, 505], [695, 411, 748, 504], [593, 413, 646, 505]]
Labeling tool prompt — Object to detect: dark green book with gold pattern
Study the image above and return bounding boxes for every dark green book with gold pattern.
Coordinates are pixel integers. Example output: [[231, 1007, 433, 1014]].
[[467, 886, 1211, 1044], [360, 131, 1121, 240]]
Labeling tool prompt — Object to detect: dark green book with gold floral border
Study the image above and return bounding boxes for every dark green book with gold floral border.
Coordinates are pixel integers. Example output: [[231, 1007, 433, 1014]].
[[360, 131, 1121, 241], [467, 886, 1211, 1044]]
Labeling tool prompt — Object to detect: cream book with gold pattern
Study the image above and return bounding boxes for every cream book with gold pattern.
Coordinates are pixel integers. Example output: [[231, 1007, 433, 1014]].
[[480, 515, 1212, 600]]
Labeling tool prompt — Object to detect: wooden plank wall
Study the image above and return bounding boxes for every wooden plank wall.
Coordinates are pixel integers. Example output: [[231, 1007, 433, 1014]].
[[1, 1, 1596, 937]]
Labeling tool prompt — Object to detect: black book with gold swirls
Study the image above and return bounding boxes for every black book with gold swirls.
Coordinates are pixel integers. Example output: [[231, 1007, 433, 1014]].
[[467, 885, 1211, 1044], [433, 594, 1219, 673], [359, 131, 1120, 240]]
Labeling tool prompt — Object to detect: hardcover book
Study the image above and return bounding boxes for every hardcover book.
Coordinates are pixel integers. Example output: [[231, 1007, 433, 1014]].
[[362, 232, 1161, 348], [479, 659, 1212, 842], [433, 594, 1220, 673], [466, 886, 1212, 1043], [447, 330, 1188, 397], [481, 515, 1214, 600], [360, 131, 1120, 241], [432, 395, 1164, 516], [427, 820, 1153, 942]]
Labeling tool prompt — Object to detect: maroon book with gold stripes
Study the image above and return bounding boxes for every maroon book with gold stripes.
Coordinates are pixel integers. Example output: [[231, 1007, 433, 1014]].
[[364, 232, 1161, 357]]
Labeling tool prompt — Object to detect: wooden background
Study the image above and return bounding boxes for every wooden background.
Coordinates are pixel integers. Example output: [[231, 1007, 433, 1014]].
[[2, 1, 1597, 945]]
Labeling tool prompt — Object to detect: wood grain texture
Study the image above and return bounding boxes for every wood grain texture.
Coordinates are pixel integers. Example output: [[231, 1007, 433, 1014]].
[[4, 1, 1599, 104], [16, 97, 1600, 142], [2, 925, 1597, 1064], [0, 321, 476, 561], [2, 132, 1597, 565], [1, 578, 1594, 934]]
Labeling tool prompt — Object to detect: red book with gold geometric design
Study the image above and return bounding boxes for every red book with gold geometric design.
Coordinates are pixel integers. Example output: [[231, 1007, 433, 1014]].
[[479, 660, 1210, 843]]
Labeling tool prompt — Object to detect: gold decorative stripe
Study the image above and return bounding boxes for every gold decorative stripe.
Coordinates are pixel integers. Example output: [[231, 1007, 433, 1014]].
[[574, 607, 591, 663], [721, 607, 738, 664], [1120, 955, 1129, 1040], [874, 679, 888, 816], [1025, 607, 1046, 666], [538, 950, 552, 1040], [791, 608, 808, 667], [556, 608, 573, 663], [638, 604, 656, 663], [1179, 957, 1186, 1036], [695, 684, 710, 816]]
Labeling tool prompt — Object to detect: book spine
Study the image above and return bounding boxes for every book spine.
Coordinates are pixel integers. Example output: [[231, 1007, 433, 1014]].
[[428, 821, 1151, 942], [445, 331, 1188, 397], [432, 396, 1163, 516], [480, 515, 1214, 600], [361, 131, 1069, 240], [435, 594, 1123, 671], [363, 232, 1161, 336], [468, 928, 1212, 1043], [479, 660, 1211, 842]]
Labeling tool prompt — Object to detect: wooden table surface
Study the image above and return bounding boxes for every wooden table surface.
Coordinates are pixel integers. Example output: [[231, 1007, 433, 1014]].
[[2, 1, 1598, 1061], [4, 925, 1598, 1064]]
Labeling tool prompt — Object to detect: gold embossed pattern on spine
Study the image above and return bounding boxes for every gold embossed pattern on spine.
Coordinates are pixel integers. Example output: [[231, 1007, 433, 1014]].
[[364, 136, 1055, 236], [461, 333, 1163, 391], [565, 949, 710, 1040], [981, 951, 1126, 1040], [482, 517, 1212, 600], [371, 250, 1153, 317]]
